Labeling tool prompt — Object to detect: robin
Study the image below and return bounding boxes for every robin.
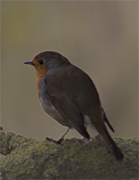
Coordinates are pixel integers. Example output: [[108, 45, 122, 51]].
[[24, 51, 124, 160]]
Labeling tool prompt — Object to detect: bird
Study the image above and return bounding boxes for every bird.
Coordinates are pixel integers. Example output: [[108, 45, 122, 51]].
[[24, 51, 124, 160]]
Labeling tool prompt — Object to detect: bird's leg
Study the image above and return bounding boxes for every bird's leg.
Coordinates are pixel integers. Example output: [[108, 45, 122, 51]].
[[46, 128, 70, 144], [57, 128, 70, 144]]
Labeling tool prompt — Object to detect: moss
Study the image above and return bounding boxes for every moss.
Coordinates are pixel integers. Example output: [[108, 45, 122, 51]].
[[0, 128, 138, 179]]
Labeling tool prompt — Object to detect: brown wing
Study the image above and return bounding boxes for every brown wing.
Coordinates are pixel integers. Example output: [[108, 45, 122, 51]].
[[40, 76, 90, 139]]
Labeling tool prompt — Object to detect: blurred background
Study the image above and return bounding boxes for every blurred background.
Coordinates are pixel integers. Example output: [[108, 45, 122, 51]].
[[1, 1, 138, 141]]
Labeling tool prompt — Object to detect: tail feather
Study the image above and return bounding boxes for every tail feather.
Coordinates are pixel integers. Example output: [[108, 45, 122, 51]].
[[101, 108, 115, 132], [100, 126, 124, 160]]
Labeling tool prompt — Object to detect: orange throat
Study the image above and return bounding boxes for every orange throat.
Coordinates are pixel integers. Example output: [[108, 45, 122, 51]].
[[37, 79, 41, 98], [36, 69, 48, 97]]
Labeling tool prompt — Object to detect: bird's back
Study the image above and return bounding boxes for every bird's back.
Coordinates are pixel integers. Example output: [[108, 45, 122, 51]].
[[46, 63, 101, 116]]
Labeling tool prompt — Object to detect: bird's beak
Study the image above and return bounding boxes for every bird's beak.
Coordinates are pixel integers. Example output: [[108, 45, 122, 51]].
[[24, 61, 35, 66]]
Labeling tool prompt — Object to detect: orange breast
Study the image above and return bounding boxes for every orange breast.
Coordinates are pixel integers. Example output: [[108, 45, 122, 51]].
[[36, 68, 48, 98]]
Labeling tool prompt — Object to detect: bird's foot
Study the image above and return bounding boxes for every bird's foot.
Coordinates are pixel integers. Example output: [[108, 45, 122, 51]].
[[57, 137, 64, 144], [46, 128, 70, 145], [46, 137, 64, 145]]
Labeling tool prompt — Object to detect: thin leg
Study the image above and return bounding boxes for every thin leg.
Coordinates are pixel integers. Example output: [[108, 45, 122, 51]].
[[46, 128, 70, 144], [57, 128, 70, 144]]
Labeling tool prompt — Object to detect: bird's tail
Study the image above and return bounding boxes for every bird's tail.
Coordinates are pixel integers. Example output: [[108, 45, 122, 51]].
[[99, 126, 124, 160]]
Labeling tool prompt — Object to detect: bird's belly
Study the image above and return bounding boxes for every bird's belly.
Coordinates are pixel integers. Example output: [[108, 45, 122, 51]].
[[84, 115, 97, 132], [40, 96, 71, 127]]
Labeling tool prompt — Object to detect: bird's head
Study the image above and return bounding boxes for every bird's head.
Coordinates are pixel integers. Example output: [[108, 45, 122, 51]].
[[24, 51, 70, 79]]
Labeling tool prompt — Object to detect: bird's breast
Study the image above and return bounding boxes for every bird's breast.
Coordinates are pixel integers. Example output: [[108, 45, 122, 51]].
[[40, 94, 58, 118], [39, 94, 72, 127]]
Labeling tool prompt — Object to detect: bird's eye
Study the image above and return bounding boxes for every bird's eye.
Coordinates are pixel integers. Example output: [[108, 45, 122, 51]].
[[39, 59, 44, 65]]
